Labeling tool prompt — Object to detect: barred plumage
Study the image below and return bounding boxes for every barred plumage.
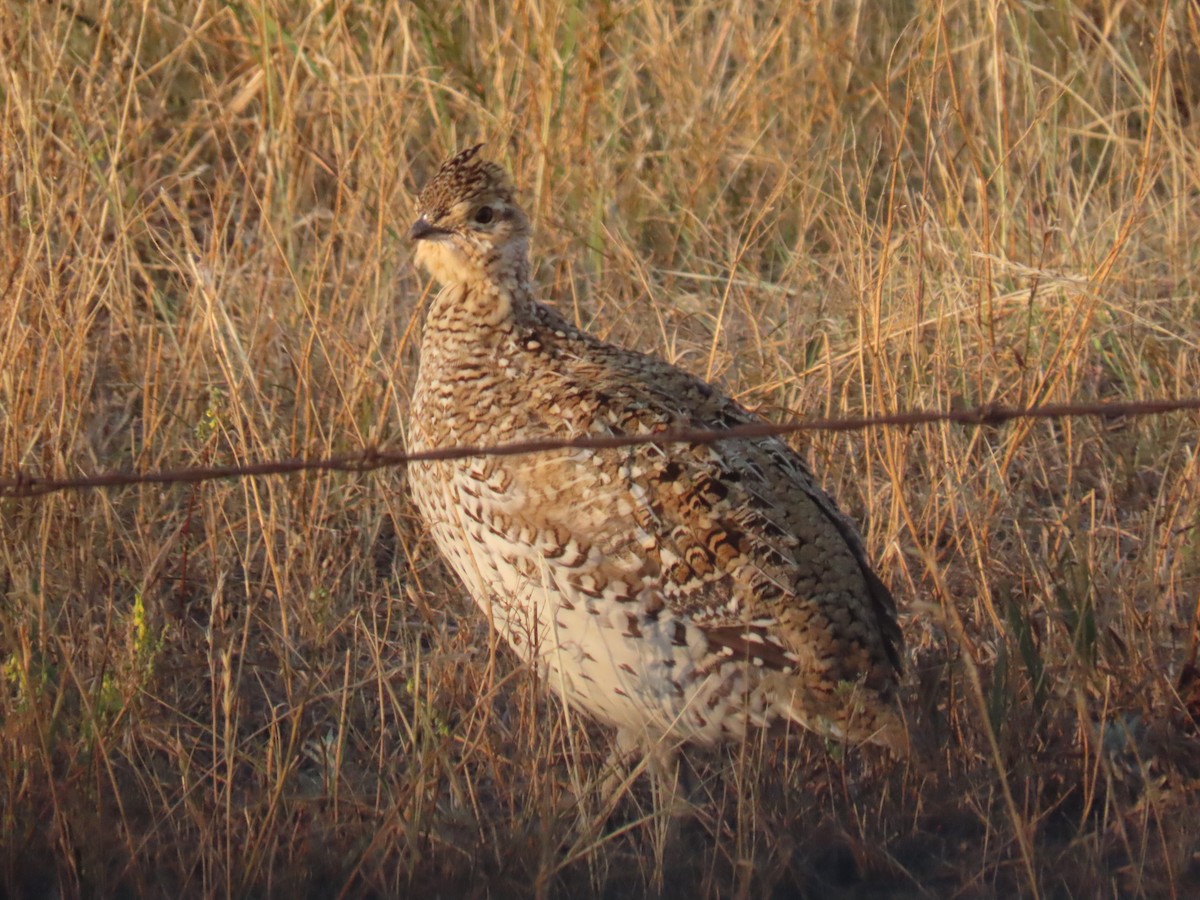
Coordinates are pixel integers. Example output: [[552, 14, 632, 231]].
[[406, 145, 906, 759]]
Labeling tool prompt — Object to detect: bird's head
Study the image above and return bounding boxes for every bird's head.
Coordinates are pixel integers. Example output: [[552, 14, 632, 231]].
[[409, 144, 531, 289]]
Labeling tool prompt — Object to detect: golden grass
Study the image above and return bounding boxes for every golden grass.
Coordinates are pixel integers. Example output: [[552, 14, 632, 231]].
[[3, 0, 1199, 895]]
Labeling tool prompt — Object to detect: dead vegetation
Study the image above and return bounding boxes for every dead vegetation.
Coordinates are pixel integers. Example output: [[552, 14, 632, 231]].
[[2, 0, 1199, 896]]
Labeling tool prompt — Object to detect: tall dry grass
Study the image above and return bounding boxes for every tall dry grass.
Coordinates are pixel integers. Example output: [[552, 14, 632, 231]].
[[2, 0, 1199, 896]]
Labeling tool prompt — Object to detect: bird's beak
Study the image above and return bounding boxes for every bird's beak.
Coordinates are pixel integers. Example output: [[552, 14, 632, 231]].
[[409, 216, 446, 242]]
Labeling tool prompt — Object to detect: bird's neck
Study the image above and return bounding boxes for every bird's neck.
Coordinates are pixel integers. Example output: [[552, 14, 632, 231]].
[[424, 274, 534, 336]]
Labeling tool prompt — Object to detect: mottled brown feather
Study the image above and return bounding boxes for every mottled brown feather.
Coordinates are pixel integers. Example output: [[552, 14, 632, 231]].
[[406, 147, 907, 753]]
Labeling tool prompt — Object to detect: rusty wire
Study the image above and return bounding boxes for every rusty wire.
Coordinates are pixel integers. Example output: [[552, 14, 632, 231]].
[[2, 397, 1198, 499]]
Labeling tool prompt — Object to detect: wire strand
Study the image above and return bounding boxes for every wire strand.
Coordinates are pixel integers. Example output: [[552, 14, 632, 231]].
[[3, 397, 1198, 499]]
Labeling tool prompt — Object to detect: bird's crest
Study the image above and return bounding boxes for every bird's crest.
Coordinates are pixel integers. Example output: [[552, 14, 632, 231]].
[[416, 144, 515, 220]]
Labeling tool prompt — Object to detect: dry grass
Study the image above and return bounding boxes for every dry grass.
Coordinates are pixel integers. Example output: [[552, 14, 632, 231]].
[[3, 0, 1200, 896]]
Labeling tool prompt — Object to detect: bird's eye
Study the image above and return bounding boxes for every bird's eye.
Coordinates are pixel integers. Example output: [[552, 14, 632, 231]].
[[474, 206, 494, 225]]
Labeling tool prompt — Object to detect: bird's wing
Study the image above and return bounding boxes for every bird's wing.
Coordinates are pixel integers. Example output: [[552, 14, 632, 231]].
[[504, 311, 903, 690]]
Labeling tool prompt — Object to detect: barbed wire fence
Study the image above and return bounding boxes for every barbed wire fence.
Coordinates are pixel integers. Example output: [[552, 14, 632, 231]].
[[3, 397, 1199, 499]]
